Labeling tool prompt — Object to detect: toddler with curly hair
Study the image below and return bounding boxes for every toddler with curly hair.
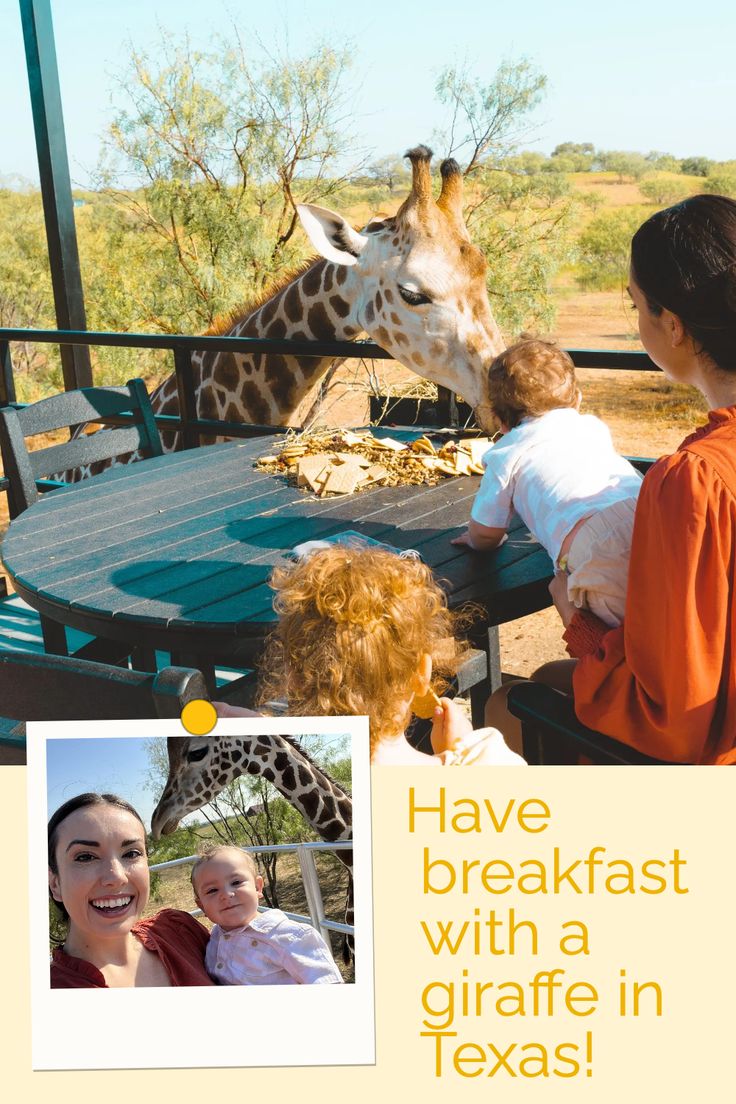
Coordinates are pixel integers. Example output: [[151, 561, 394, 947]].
[[223, 544, 524, 766]]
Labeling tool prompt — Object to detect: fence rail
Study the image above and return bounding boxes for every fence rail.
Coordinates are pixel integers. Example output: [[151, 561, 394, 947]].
[[0, 325, 660, 500], [150, 839, 353, 946]]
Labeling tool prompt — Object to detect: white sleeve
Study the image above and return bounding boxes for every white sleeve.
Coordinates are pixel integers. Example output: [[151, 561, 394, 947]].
[[276, 923, 344, 985], [470, 448, 515, 529]]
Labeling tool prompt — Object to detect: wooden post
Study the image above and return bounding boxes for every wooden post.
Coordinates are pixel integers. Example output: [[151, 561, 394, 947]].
[[20, 0, 92, 390]]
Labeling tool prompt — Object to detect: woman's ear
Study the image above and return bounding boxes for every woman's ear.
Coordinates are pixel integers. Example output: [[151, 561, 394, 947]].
[[49, 869, 63, 903], [665, 309, 687, 347]]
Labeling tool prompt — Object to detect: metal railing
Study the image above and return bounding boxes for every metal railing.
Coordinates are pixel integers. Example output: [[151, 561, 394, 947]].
[[150, 839, 353, 948], [0, 325, 660, 500]]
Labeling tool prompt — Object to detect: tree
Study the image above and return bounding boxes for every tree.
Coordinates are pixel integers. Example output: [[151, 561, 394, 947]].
[[639, 173, 690, 206], [597, 150, 649, 183], [364, 155, 411, 193], [680, 156, 712, 177], [433, 60, 582, 333], [576, 207, 648, 290], [0, 190, 60, 399], [95, 30, 360, 335], [703, 171, 736, 198], [645, 151, 681, 173], [435, 58, 547, 175], [550, 142, 595, 172]]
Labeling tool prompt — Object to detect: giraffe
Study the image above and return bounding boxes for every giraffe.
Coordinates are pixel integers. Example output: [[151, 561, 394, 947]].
[[150, 732, 352, 844], [148, 145, 504, 444], [151, 732, 354, 960]]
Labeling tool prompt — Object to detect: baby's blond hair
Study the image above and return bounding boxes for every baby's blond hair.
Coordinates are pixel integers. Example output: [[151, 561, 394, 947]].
[[190, 844, 257, 896], [257, 545, 472, 752], [489, 337, 578, 429]]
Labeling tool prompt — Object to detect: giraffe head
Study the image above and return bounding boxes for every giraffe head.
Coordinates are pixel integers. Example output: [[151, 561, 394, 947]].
[[151, 736, 240, 838], [297, 146, 503, 425]]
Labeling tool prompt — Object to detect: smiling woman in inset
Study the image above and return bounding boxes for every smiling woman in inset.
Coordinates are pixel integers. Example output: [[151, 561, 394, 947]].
[[48, 793, 214, 988]]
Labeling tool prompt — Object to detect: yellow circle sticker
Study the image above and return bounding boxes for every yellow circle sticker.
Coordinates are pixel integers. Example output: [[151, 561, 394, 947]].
[[180, 699, 217, 735]]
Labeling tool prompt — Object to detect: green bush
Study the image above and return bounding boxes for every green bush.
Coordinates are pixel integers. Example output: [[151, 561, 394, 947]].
[[703, 172, 736, 198], [639, 173, 690, 206], [576, 207, 649, 291]]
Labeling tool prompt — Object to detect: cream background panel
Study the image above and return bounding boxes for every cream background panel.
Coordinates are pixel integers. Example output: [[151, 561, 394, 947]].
[[3, 765, 734, 1099]]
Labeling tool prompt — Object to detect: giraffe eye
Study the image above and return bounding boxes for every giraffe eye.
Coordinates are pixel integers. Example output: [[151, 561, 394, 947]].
[[187, 746, 209, 763], [398, 286, 431, 306]]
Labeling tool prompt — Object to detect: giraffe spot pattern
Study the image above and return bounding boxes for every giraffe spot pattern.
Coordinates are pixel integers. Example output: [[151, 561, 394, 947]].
[[302, 260, 326, 298], [265, 355, 297, 413], [364, 301, 375, 325], [267, 317, 287, 339], [323, 266, 334, 293], [307, 301, 335, 340], [260, 297, 278, 327], [283, 282, 302, 323], [240, 381, 272, 425], [375, 290, 383, 313], [335, 267, 347, 286], [329, 295, 350, 318], [214, 353, 242, 393]]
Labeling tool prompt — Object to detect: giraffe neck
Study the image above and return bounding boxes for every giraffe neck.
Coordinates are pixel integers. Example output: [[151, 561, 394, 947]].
[[194, 259, 363, 428], [203, 735, 352, 843]]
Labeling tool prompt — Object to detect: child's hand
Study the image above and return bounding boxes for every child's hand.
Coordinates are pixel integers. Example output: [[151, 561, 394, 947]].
[[213, 702, 264, 718], [430, 698, 473, 755], [548, 572, 577, 628]]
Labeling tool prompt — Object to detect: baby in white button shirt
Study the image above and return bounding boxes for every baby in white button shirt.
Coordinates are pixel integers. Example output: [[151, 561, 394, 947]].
[[191, 844, 344, 985]]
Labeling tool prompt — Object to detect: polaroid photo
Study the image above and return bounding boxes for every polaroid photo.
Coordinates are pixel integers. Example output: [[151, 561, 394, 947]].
[[28, 715, 374, 1070]]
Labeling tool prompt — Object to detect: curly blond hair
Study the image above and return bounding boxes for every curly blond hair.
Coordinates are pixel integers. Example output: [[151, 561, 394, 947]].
[[489, 337, 578, 429], [256, 545, 473, 753]]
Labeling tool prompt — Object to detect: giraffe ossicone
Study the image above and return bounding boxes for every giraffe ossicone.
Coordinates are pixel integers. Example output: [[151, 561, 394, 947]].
[[149, 145, 504, 440]]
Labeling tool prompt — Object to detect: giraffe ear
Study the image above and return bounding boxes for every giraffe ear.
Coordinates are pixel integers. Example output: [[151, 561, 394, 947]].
[[297, 203, 368, 266]]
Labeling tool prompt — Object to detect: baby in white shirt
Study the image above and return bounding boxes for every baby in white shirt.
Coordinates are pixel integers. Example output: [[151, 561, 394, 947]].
[[453, 338, 642, 628], [192, 845, 343, 985]]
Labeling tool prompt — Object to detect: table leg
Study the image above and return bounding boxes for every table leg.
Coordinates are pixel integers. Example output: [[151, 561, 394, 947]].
[[41, 616, 68, 657], [487, 625, 502, 694]]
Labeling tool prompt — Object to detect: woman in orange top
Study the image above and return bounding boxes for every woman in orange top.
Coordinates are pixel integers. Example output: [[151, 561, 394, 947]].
[[489, 194, 736, 764]]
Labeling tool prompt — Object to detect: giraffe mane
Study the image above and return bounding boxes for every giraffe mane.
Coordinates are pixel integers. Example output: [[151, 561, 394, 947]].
[[202, 257, 322, 337], [277, 733, 351, 801]]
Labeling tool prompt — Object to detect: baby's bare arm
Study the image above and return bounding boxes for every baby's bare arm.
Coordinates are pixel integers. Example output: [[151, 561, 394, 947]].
[[451, 519, 507, 551]]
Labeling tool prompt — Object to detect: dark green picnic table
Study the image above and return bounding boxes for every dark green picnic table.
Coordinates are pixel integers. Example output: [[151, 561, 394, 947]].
[[0, 432, 554, 694]]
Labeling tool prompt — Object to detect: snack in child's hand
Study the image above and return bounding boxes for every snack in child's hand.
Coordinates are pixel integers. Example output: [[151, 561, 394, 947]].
[[412, 687, 442, 719]]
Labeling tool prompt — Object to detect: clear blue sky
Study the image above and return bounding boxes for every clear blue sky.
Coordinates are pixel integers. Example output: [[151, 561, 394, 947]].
[[46, 737, 164, 827], [1, 0, 734, 186]]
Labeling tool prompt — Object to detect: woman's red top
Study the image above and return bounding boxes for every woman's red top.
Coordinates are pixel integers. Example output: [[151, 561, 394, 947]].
[[50, 908, 214, 988]]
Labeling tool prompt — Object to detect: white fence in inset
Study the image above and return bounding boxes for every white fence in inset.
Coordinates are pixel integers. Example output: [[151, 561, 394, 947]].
[[150, 840, 353, 947]]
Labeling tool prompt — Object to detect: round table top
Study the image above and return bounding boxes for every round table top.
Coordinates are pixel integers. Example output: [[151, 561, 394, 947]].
[[1, 435, 553, 663]]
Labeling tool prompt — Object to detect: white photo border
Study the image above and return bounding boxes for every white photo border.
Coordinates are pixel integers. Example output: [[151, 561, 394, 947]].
[[29, 716, 374, 1071]]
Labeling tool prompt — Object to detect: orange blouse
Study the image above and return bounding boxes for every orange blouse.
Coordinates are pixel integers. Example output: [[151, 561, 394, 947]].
[[564, 406, 736, 764]]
